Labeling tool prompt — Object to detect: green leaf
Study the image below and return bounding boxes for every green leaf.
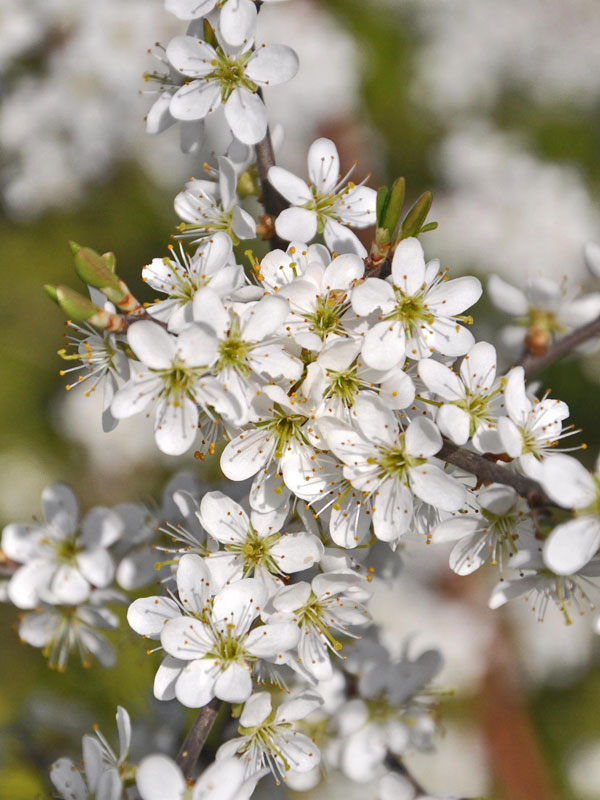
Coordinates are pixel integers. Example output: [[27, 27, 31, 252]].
[[383, 176, 405, 234], [56, 285, 98, 321], [400, 190, 432, 239], [43, 284, 59, 304], [376, 185, 389, 227], [73, 245, 122, 295]]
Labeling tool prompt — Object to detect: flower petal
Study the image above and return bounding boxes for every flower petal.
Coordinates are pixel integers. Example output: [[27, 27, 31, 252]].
[[543, 516, 600, 575], [307, 138, 340, 194], [225, 88, 267, 145]]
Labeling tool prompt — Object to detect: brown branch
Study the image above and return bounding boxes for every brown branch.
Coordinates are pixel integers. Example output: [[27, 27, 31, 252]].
[[519, 313, 600, 377], [176, 698, 222, 780], [385, 754, 428, 795], [438, 441, 562, 508], [254, 128, 289, 251]]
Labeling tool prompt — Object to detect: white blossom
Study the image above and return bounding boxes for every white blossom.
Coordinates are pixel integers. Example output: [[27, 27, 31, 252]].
[[269, 138, 376, 256]]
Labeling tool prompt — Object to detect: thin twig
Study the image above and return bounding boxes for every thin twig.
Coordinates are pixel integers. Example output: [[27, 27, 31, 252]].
[[176, 698, 222, 780], [385, 753, 428, 795], [518, 313, 600, 377], [438, 441, 561, 508]]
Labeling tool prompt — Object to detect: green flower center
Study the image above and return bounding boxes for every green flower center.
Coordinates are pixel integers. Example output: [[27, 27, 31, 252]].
[[324, 365, 361, 407], [373, 436, 426, 480], [207, 49, 256, 102], [256, 404, 307, 459], [523, 307, 566, 337], [304, 184, 354, 231], [155, 360, 204, 403], [216, 325, 251, 376], [303, 294, 347, 340], [295, 593, 343, 651], [52, 538, 80, 564], [209, 624, 249, 664], [385, 287, 434, 338], [226, 526, 282, 576]]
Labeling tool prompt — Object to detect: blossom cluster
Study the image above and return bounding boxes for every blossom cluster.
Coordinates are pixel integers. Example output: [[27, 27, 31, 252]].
[[6, 0, 600, 797]]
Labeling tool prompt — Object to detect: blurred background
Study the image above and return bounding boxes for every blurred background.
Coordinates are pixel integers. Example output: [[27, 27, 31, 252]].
[[2, 0, 600, 798]]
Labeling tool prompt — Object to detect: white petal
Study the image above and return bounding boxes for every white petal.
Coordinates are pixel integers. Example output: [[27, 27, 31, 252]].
[[214, 662, 252, 703], [432, 516, 479, 544], [176, 323, 219, 367], [225, 88, 267, 145], [50, 759, 87, 800], [245, 622, 300, 658], [76, 548, 114, 588], [154, 396, 198, 456], [323, 219, 367, 257], [177, 554, 213, 614], [136, 754, 185, 800], [271, 533, 323, 573], [307, 138, 340, 194], [429, 318, 475, 357], [418, 359, 463, 400], [192, 288, 229, 338], [220, 0, 257, 46], [2, 523, 43, 562], [176, 659, 218, 707], [7, 560, 54, 609], [161, 617, 211, 660], [436, 404, 471, 445], [460, 340, 497, 390], [246, 44, 299, 86], [167, 35, 216, 77], [198, 492, 249, 545], [351, 277, 395, 316], [268, 166, 312, 205], [154, 655, 184, 701], [116, 706, 131, 761], [503, 366, 530, 426], [42, 482, 80, 534], [170, 80, 222, 121], [487, 274, 528, 316], [543, 516, 600, 575], [240, 692, 271, 727], [275, 207, 318, 243], [409, 464, 466, 511], [96, 768, 122, 800], [220, 429, 272, 481], [110, 374, 162, 419], [128, 321, 175, 369], [362, 320, 405, 370], [352, 393, 398, 446], [584, 241, 600, 279], [193, 757, 248, 800], [404, 416, 442, 457], [372, 479, 413, 541], [241, 294, 290, 340], [81, 507, 123, 548], [542, 454, 596, 508], [232, 205, 257, 239], [322, 253, 365, 290], [19, 610, 58, 647], [165, 0, 215, 20], [82, 736, 103, 792], [51, 564, 90, 605], [212, 579, 266, 632], [426, 276, 482, 316], [497, 417, 523, 458], [391, 237, 425, 295], [275, 690, 322, 723], [449, 531, 490, 575]]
